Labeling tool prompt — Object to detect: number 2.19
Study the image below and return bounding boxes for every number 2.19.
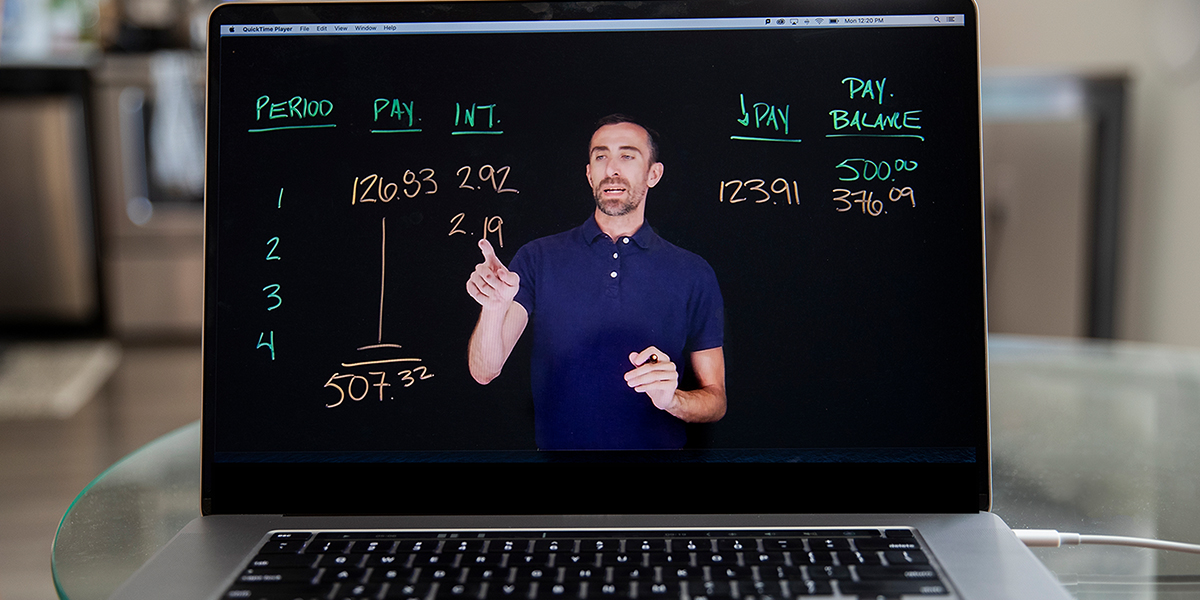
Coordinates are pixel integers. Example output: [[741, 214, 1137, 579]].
[[449, 213, 504, 247]]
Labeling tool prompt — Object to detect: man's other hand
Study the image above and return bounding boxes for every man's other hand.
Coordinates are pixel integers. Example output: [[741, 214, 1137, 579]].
[[467, 239, 520, 312], [625, 346, 679, 411]]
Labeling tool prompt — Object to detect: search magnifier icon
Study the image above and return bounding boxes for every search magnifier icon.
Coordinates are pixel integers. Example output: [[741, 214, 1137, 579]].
[[934, 16, 941, 22]]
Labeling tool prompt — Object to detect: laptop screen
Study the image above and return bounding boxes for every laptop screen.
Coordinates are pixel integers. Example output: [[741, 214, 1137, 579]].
[[203, 0, 986, 515]]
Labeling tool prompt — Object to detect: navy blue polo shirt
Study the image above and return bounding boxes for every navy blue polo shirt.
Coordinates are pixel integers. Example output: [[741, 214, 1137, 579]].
[[508, 215, 724, 450]]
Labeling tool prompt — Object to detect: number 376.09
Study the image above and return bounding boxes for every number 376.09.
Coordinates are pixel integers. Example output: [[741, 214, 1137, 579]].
[[323, 367, 433, 408]]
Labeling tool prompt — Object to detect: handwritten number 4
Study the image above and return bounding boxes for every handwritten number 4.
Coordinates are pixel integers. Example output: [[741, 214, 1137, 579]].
[[257, 331, 275, 360]]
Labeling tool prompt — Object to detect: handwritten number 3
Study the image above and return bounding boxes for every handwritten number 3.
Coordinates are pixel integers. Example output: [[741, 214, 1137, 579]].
[[263, 284, 282, 311]]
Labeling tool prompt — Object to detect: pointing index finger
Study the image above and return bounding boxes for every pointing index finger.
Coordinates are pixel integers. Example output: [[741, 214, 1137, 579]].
[[479, 238, 503, 270]]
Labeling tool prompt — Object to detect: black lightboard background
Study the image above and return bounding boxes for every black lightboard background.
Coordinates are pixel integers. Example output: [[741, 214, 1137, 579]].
[[208, 13, 986, 459]]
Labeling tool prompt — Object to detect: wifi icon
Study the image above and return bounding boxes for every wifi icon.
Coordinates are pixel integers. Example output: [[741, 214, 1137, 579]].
[[815, 17, 825, 24]]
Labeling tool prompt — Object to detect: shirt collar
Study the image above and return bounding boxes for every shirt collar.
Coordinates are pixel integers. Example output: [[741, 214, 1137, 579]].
[[580, 213, 658, 249]]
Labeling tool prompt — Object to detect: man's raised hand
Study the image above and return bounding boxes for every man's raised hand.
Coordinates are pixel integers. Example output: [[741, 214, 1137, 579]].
[[467, 239, 520, 312]]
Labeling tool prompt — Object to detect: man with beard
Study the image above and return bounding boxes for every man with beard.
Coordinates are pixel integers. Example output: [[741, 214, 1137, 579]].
[[466, 114, 725, 450]]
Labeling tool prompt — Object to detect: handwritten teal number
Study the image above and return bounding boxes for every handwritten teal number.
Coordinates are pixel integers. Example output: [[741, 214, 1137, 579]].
[[836, 159, 861, 182], [257, 331, 275, 360], [263, 284, 282, 311], [266, 237, 281, 261]]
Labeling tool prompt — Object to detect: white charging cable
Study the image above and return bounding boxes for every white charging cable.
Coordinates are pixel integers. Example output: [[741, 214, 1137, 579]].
[[1014, 529, 1200, 554]]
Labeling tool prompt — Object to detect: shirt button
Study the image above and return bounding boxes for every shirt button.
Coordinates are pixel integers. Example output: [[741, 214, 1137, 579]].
[[622, 238, 630, 244], [612, 252, 619, 259], [610, 271, 618, 278]]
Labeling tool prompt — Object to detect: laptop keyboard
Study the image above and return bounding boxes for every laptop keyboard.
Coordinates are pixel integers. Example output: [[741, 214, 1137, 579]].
[[223, 529, 951, 600]]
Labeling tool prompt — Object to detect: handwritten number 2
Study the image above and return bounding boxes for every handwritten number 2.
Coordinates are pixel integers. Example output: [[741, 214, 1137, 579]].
[[449, 213, 467, 236], [266, 237, 281, 261]]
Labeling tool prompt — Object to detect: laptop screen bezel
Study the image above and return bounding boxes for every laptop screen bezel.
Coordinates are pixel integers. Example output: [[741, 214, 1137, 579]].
[[201, 0, 989, 516]]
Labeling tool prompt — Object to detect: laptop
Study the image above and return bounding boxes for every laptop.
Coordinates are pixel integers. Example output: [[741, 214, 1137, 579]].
[[110, 0, 1072, 597]]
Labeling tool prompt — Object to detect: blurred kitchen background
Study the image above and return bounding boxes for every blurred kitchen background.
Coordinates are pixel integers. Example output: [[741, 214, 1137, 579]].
[[3, 0, 1200, 598]]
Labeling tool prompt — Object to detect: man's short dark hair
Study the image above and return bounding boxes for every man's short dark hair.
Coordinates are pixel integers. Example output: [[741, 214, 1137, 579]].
[[593, 114, 661, 164]]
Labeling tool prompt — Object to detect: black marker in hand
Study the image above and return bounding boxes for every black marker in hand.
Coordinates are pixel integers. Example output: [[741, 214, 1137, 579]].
[[625, 347, 678, 411]]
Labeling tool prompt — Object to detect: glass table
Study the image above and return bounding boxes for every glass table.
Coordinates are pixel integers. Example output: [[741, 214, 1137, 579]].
[[52, 335, 1200, 599]]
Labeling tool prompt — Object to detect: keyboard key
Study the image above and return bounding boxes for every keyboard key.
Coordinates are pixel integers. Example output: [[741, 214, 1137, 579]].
[[672, 539, 707, 552], [462, 567, 504, 582], [855, 565, 941, 581], [835, 550, 882, 566], [805, 565, 850, 580], [808, 538, 851, 551], [838, 580, 949, 596], [492, 540, 529, 553], [367, 554, 408, 568], [699, 552, 734, 566], [534, 540, 570, 553], [509, 553, 553, 567], [745, 552, 786, 565], [351, 540, 395, 554], [237, 568, 320, 585], [247, 554, 319, 569], [483, 582, 529, 599], [558, 553, 595, 567], [369, 567, 415, 583], [581, 539, 618, 552], [437, 582, 482, 598], [512, 566, 553, 580], [258, 540, 306, 554], [689, 580, 732, 598], [446, 540, 486, 554], [855, 538, 922, 552], [319, 554, 362, 568], [597, 552, 637, 566], [662, 565, 702, 580], [415, 567, 459, 582], [323, 567, 368, 585], [630, 539, 666, 552], [224, 584, 330, 600], [270, 532, 312, 542], [463, 554, 506, 568], [792, 552, 834, 566], [715, 539, 753, 552], [611, 566, 649, 581], [398, 540, 433, 553], [710, 566, 750, 580], [531, 582, 580, 599], [385, 582, 432, 599], [319, 540, 355, 554], [592, 582, 632, 598], [788, 579, 833, 596], [338, 583, 384, 600], [762, 539, 804, 551], [885, 550, 929, 565], [748, 580, 783, 597], [639, 581, 679, 597]]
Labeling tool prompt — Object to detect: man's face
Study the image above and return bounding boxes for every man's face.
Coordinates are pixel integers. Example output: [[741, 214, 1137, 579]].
[[586, 123, 664, 217]]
